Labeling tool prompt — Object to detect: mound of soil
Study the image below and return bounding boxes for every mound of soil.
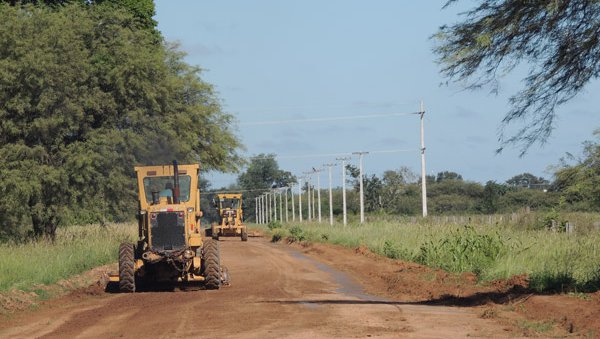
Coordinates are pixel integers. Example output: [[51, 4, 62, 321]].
[[0, 264, 114, 315], [294, 241, 600, 337]]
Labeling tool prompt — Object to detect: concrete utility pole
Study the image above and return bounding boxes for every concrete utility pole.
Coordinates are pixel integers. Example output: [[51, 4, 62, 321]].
[[259, 195, 262, 224], [271, 189, 277, 221], [303, 172, 312, 221], [263, 193, 269, 224], [298, 178, 303, 222], [255, 197, 258, 223], [314, 168, 322, 223], [353, 151, 369, 224], [336, 157, 350, 226], [284, 187, 289, 222], [267, 193, 273, 223], [324, 163, 336, 226], [265, 194, 269, 223], [261, 194, 265, 224], [279, 189, 283, 222], [420, 100, 428, 218], [270, 192, 274, 222], [291, 184, 296, 221]]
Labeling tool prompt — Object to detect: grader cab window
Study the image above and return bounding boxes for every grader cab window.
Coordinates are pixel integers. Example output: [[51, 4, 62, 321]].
[[220, 198, 240, 209], [143, 175, 192, 203]]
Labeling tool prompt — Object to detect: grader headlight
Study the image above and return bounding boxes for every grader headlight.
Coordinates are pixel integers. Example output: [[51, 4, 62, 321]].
[[183, 249, 194, 259]]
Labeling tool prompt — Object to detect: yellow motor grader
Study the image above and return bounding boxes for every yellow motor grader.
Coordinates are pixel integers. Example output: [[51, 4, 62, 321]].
[[112, 161, 228, 292], [208, 193, 248, 241]]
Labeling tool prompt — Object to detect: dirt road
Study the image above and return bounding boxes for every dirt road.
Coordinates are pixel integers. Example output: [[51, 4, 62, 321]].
[[0, 237, 514, 338]]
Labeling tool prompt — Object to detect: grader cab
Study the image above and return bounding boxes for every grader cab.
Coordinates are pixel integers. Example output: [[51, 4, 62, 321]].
[[209, 193, 248, 241], [114, 161, 227, 292]]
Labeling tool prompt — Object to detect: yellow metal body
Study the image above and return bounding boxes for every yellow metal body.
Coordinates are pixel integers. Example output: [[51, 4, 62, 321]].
[[134, 164, 204, 278], [212, 193, 246, 237]]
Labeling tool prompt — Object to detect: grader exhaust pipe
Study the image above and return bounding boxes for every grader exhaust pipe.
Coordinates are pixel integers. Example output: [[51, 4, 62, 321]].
[[173, 160, 180, 204]]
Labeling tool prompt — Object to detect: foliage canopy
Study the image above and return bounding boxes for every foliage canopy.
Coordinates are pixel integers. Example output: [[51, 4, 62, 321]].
[[434, 0, 600, 154], [0, 3, 241, 240]]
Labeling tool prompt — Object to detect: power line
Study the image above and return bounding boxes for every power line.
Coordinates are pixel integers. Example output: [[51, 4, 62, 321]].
[[246, 148, 415, 160], [227, 101, 417, 113], [240, 112, 419, 126]]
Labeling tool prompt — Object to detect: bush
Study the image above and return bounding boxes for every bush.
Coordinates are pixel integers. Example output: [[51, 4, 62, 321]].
[[270, 228, 287, 243], [416, 225, 507, 276], [288, 225, 306, 243], [382, 240, 409, 260], [267, 221, 282, 230], [536, 209, 566, 231]]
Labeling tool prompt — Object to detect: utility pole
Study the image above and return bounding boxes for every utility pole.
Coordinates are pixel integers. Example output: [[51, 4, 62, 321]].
[[259, 195, 262, 224], [336, 156, 350, 226], [303, 172, 312, 221], [279, 189, 283, 222], [265, 194, 269, 223], [324, 163, 336, 226], [255, 197, 258, 223], [263, 193, 269, 224], [315, 170, 321, 223], [261, 194, 265, 224], [298, 178, 303, 222], [273, 189, 278, 222], [285, 187, 289, 222], [420, 100, 428, 218], [291, 184, 296, 221], [267, 193, 273, 223], [270, 192, 274, 223], [352, 151, 369, 224], [311, 178, 319, 223]]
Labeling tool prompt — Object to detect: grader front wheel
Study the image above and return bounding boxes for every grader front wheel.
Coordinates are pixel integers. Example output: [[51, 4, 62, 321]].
[[203, 239, 222, 289], [118, 243, 136, 293], [241, 229, 248, 241]]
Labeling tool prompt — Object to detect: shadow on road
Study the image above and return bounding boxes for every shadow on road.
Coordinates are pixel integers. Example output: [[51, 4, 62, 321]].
[[262, 286, 534, 308]]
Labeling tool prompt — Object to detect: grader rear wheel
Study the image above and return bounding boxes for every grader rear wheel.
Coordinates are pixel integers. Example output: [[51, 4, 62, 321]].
[[203, 239, 221, 289], [118, 243, 136, 293]]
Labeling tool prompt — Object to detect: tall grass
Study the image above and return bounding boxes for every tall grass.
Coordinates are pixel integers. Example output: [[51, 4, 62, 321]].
[[256, 217, 600, 292], [0, 223, 136, 291]]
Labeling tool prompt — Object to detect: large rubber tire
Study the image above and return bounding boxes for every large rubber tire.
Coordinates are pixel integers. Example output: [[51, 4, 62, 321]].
[[118, 243, 136, 293], [212, 231, 219, 241], [202, 239, 221, 290], [241, 229, 248, 242]]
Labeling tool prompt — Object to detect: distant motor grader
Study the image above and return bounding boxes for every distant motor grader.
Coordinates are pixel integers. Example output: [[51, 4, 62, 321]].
[[208, 193, 248, 241], [112, 161, 227, 292]]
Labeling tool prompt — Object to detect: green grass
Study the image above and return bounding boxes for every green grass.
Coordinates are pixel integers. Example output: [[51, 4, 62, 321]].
[[517, 319, 554, 333], [255, 216, 600, 292], [0, 223, 136, 292]]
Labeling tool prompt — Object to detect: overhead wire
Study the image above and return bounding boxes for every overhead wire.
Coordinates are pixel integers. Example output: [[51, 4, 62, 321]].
[[239, 111, 420, 126], [245, 148, 416, 160]]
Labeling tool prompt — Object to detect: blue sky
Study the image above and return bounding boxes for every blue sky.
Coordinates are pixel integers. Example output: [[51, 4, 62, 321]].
[[154, 1, 600, 188]]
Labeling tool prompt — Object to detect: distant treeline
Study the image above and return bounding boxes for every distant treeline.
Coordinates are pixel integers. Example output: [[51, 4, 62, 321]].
[[228, 133, 600, 220]]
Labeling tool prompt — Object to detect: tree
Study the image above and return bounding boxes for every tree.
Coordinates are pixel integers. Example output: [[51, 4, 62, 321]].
[[506, 173, 549, 188], [434, 1, 600, 153], [380, 167, 419, 214], [552, 129, 600, 211], [237, 154, 295, 221], [0, 4, 241, 240], [480, 181, 508, 214], [435, 171, 463, 183]]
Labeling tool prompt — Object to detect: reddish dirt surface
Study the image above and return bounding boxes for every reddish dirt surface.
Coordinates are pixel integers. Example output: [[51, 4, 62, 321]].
[[0, 236, 598, 338]]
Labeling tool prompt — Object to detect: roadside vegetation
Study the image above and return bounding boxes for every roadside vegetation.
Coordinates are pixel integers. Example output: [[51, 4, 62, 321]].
[[0, 224, 136, 292], [260, 214, 600, 293]]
